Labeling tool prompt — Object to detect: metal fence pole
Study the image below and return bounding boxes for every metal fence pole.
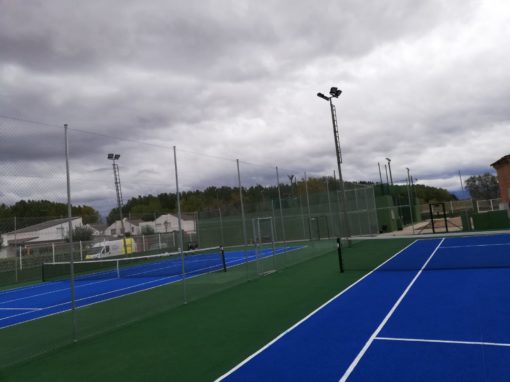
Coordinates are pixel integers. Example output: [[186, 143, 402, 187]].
[[304, 171, 312, 240], [64, 124, 77, 342], [173, 146, 187, 304], [364, 187, 370, 235], [13, 216, 18, 282], [371, 185, 379, 234], [218, 208, 224, 246], [275, 166, 287, 250], [236, 160, 249, 266], [195, 211, 200, 247], [406, 168, 415, 234], [325, 177, 333, 239], [333, 170, 342, 237]]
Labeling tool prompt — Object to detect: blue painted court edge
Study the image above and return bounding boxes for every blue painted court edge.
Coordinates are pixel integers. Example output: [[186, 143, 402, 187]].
[[217, 234, 510, 382], [0, 246, 302, 329]]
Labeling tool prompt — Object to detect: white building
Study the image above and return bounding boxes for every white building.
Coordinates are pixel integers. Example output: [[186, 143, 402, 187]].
[[84, 223, 107, 236], [1, 217, 83, 247], [139, 213, 196, 234], [105, 218, 143, 237]]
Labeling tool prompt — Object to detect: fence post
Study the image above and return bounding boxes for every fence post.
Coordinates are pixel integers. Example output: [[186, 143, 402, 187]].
[[275, 166, 286, 251], [304, 171, 312, 240], [142, 235, 146, 252], [236, 159, 249, 268], [64, 123, 77, 342], [218, 208, 224, 246], [173, 146, 187, 304], [325, 177, 333, 238], [79, 241, 83, 261]]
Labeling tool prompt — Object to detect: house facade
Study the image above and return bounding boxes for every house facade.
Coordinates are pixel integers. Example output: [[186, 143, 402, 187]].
[[105, 218, 142, 237], [138, 213, 196, 234], [1, 217, 83, 247], [490, 154, 510, 214]]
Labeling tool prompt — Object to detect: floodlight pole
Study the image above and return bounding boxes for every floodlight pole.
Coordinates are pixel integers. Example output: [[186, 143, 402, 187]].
[[317, 88, 351, 244], [386, 157, 394, 186], [108, 154, 128, 257]]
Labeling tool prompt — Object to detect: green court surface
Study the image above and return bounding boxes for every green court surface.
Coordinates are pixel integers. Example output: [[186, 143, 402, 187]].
[[0, 238, 411, 382]]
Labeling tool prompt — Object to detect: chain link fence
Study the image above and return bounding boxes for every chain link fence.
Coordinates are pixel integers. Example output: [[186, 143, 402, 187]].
[[0, 117, 379, 367]]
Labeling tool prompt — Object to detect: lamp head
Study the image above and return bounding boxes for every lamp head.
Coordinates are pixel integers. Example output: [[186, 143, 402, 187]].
[[317, 92, 330, 101], [329, 87, 342, 98], [107, 153, 114, 160], [114, 154, 120, 160]]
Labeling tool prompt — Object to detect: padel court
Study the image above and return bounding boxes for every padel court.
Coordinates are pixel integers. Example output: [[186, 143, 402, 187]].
[[217, 234, 510, 381], [0, 246, 301, 329]]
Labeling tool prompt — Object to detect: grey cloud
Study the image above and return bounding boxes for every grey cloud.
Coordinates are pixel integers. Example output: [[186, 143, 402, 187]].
[[1, 0, 508, 215]]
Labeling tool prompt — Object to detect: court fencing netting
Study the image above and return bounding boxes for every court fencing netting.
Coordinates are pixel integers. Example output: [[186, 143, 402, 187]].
[[0, 117, 378, 368]]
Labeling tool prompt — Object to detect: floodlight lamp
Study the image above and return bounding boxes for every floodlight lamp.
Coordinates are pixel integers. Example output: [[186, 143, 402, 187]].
[[107, 153, 114, 159], [386, 157, 391, 162], [114, 154, 120, 160], [329, 87, 342, 97], [317, 92, 330, 101]]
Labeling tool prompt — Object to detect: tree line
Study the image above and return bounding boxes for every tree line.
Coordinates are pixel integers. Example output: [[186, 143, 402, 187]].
[[0, 200, 100, 233], [107, 176, 459, 224]]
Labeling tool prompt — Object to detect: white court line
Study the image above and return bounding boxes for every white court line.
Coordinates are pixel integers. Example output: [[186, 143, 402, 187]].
[[214, 239, 421, 382], [375, 336, 510, 348], [0, 307, 42, 311], [339, 238, 445, 382], [440, 242, 510, 249]]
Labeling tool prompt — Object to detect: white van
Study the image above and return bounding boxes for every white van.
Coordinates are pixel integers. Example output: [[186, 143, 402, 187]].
[[86, 238, 136, 259]]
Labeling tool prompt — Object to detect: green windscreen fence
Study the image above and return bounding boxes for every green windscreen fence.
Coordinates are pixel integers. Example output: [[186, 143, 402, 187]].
[[1, 126, 380, 368]]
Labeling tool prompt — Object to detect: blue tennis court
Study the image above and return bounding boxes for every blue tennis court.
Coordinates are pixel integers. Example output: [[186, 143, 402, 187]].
[[0, 246, 301, 330], [217, 234, 510, 381]]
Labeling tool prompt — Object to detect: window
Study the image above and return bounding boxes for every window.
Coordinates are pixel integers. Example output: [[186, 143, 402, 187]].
[[111, 229, 116, 235]]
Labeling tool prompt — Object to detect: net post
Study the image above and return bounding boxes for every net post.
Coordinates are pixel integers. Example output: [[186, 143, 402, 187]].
[[220, 245, 227, 272], [337, 237, 344, 273]]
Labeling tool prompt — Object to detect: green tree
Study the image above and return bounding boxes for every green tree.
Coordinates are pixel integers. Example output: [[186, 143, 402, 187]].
[[70, 226, 94, 242], [465, 173, 499, 200], [141, 225, 155, 235]]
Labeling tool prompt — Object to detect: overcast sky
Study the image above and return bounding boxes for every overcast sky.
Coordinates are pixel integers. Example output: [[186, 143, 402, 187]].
[[1, 0, 509, 214]]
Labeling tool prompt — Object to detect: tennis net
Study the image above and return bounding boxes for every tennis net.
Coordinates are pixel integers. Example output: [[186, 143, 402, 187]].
[[42, 246, 227, 282], [342, 233, 510, 272]]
